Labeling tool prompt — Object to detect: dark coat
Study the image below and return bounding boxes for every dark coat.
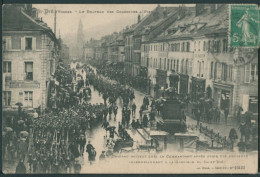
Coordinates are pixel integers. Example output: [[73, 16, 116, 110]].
[[16, 161, 26, 174]]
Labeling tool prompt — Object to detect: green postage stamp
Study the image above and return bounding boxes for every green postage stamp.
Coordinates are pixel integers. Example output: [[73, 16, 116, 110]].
[[230, 4, 259, 47]]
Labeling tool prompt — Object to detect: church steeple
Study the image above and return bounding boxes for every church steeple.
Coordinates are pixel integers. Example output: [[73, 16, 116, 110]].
[[76, 19, 84, 60], [77, 19, 84, 43]]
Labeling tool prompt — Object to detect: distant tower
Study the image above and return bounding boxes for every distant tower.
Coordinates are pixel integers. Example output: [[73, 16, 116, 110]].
[[77, 19, 84, 60]]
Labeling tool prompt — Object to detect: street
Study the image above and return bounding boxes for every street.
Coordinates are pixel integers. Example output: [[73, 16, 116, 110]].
[[2, 4, 258, 174], [77, 65, 241, 172]]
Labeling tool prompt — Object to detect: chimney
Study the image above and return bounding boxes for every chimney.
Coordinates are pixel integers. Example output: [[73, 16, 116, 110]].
[[26, 4, 32, 16], [138, 14, 141, 23], [178, 4, 185, 19], [195, 4, 204, 16], [31, 8, 38, 18]]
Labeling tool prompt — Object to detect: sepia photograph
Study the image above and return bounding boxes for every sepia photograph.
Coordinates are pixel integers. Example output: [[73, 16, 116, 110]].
[[2, 3, 259, 174]]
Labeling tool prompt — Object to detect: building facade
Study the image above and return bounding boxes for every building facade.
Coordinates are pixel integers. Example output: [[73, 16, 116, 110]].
[[142, 4, 258, 117], [2, 4, 60, 112]]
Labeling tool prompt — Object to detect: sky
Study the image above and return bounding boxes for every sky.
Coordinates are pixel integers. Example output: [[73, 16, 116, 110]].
[[34, 4, 156, 38], [33, 4, 187, 40], [33, 4, 193, 57]]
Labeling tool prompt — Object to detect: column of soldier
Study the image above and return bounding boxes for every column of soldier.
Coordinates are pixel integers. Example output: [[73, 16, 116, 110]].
[[2, 69, 111, 174], [86, 66, 158, 130]]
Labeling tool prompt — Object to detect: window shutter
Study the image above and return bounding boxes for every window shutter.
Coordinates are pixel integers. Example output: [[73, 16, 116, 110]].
[[32, 37, 36, 50], [21, 37, 25, 50]]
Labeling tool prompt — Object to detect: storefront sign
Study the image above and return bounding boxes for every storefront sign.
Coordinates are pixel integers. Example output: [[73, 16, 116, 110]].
[[10, 82, 40, 88], [194, 53, 206, 58]]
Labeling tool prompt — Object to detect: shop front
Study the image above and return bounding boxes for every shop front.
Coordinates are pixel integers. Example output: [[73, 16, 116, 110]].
[[241, 94, 258, 120], [213, 81, 234, 115], [249, 96, 258, 114], [191, 77, 206, 101]]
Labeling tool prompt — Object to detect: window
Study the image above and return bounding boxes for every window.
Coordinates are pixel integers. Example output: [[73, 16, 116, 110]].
[[208, 41, 211, 52], [187, 42, 190, 52], [201, 61, 204, 77], [245, 63, 258, 83], [215, 40, 220, 53], [3, 36, 12, 50], [164, 58, 166, 70], [170, 60, 173, 70], [211, 40, 215, 52], [176, 60, 179, 72], [228, 66, 233, 81], [3, 61, 12, 81], [159, 58, 162, 69], [194, 41, 196, 51], [223, 39, 228, 52], [182, 42, 185, 52], [198, 61, 201, 76], [198, 41, 200, 51], [25, 62, 33, 80], [3, 91, 11, 106], [3, 61, 11, 73], [189, 60, 193, 75], [25, 37, 32, 50], [214, 62, 218, 80], [24, 91, 33, 107], [186, 59, 189, 74], [210, 62, 214, 79], [174, 60, 176, 71], [181, 59, 184, 73], [221, 63, 228, 81], [167, 59, 170, 70], [251, 64, 258, 82], [203, 41, 206, 51]]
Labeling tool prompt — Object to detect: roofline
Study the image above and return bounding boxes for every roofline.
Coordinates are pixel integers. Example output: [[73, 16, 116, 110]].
[[21, 9, 60, 45], [21, 10, 50, 30]]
